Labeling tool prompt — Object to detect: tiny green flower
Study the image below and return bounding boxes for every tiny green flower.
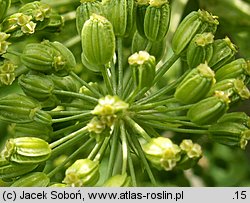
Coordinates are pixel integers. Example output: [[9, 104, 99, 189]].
[[92, 95, 129, 116], [17, 14, 32, 26], [149, 0, 168, 7], [0, 32, 11, 55], [87, 117, 106, 134], [129, 51, 156, 90], [0, 61, 16, 85], [176, 139, 202, 170], [63, 159, 100, 187], [137, 0, 150, 5], [21, 21, 36, 34], [0, 32, 10, 41], [143, 137, 181, 171], [180, 139, 202, 159]]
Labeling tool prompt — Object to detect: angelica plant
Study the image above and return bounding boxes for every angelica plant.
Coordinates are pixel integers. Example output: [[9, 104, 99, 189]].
[[0, 0, 249, 187]]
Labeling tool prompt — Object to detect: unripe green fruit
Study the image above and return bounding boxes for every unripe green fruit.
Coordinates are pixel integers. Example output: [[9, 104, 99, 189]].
[[172, 9, 219, 55], [215, 58, 250, 81], [11, 172, 50, 187], [0, 94, 40, 124], [135, 1, 149, 38], [186, 32, 214, 68], [144, 0, 170, 41], [11, 122, 53, 142], [1, 137, 51, 164], [0, 0, 11, 22], [208, 37, 237, 71], [0, 158, 38, 179], [174, 63, 215, 104], [209, 122, 250, 149], [103, 0, 135, 37], [21, 41, 76, 75], [63, 159, 100, 187], [187, 91, 230, 125], [18, 74, 54, 101], [143, 137, 181, 171], [217, 112, 250, 125], [81, 14, 115, 65], [76, 0, 102, 35], [21, 43, 55, 72]]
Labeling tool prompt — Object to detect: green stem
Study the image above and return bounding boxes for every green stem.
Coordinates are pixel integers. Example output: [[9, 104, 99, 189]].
[[53, 89, 98, 104], [94, 137, 110, 162], [60, 102, 94, 110], [49, 126, 88, 149], [47, 110, 87, 116], [120, 120, 128, 175], [145, 41, 153, 52], [110, 61, 117, 94], [137, 104, 193, 114], [117, 37, 123, 97], [47, 138, 94, 178], [127, 142, 137, 186], [135, 70, 189, 105], [135, 114, 189, 122], [124, 116, 151, 142], [142, 120, 208, 134], [137, 124, 161, 138], [6, 50, 21, 57], [131, 97, 176, 110], [52, 122, 87, 138], [132, 87, 149, 102], [62, 11, 76, 21], [50, 133, 90, 158], [122, 77, 134, 100], [64, 35, 80, 48], [167, 120, 210, 129], [14, 66, 29, 77], [69, 71, 102, 97], [125, 86, 140, 103], [101, 68, 113, 95], [131, 134, 156, 185], [153, 53, 179, 84], [88, 141, 102, 160], [106, 124, 119, 179], [52, 112, 92, 123]]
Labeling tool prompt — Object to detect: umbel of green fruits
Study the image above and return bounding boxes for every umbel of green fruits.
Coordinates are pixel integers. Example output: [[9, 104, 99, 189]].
[[0, 0, 249, 187]]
